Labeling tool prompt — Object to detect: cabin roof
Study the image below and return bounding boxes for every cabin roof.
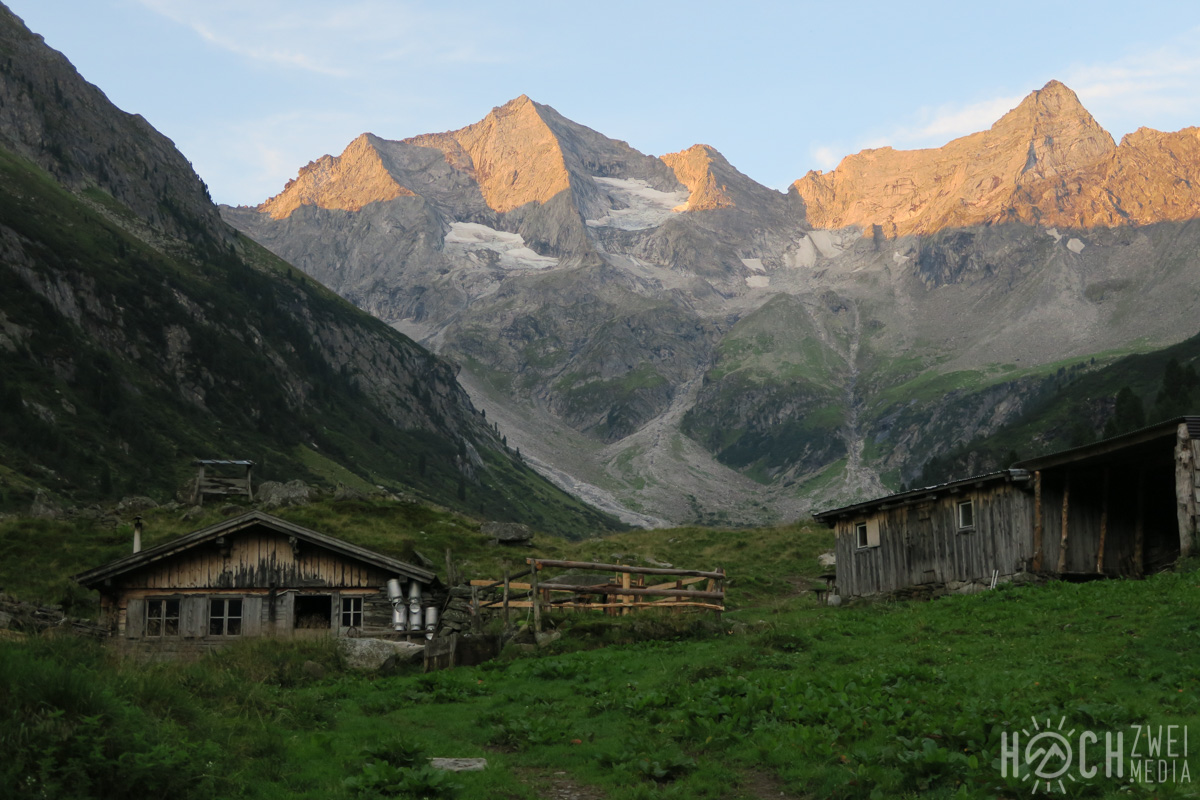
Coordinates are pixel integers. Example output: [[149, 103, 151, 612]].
[[811, 469, 1029, 525], [73, 510, 436, 588]]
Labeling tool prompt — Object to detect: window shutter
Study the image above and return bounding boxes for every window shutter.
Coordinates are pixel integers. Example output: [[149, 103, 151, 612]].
[[125, 597, 145, 639], [241, 596, 262, 636], [182, 597, 205, 638]]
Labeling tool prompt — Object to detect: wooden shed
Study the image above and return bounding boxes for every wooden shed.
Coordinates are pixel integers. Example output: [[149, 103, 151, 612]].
[[814, 417, 1200, 598], [74, 511, 440, 652]]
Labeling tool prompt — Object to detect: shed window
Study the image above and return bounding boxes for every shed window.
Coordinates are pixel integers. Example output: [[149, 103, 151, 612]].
[[209, 598, 242, 636], [146, 599, 179, 637], [957, 499, 975, 531], [341, 597, 363, 628], [854, 519, 880, 549]]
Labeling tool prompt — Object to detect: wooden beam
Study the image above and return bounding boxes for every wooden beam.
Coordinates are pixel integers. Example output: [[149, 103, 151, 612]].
[[480, 600, 724, 611], [1056, 471, 1071, 574], [537, 583, 724, 600], [1032, 470, 1044, 572], [1096, 468, 1109, 574], [1176, 423, 1196, 560], [502, 570, 510, 634], [526, 558, 723, 580], [530, 562, 541, 637], [621, 570, 632, 616]]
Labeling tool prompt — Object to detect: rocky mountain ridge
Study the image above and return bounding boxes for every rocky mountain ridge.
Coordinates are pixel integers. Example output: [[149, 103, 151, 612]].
[[225, 81, 1200, 526], [795, 80, 1200, 236], [0, 3, 614, 533]]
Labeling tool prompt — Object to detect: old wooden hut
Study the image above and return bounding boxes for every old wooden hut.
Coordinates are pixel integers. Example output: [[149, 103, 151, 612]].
[[814, 417, 1200, 598], [74, 510, 439, 652]]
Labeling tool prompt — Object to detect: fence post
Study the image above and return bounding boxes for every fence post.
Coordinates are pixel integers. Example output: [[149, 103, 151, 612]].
[[621, 568, 632, 616], [531, 561, 542, 638], [503, 569, 511, 634]]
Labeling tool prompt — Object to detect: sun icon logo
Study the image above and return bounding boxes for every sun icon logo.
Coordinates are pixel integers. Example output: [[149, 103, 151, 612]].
[[1022, 716, 1079, 794]]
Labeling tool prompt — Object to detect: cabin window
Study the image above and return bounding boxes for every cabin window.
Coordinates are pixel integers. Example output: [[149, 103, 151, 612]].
[[146, 598, 180, 637], [855, 519, 880, 549], [957, 499, 975, 531], [209, 598, 242, 636], [295, 595, 332, 629], [341, 597, 363, 628]]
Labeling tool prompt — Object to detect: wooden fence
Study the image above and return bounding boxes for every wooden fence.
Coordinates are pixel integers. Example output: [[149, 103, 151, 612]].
[[467, 558, 725, 634]]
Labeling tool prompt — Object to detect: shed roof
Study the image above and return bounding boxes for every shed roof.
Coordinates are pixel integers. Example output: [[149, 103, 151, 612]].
[[812, 469, 1030, 525], [74, 510, 436, 588], [813, 415, 1200, 527], [1012, 416, 1200, 472]]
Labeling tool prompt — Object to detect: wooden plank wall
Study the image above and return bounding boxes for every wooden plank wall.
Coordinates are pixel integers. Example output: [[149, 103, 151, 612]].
[[835, 485, 1036, 597], [1178, 424, 1199, 560], [1036, 466, 1141, 576], [118, 527, 396, 590]]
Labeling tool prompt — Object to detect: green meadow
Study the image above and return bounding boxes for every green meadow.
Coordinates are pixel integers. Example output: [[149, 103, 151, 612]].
[[2, 499, 1197, 799]]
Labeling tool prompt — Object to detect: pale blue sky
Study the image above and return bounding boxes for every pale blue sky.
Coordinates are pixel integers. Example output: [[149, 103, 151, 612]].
[[11, 1, 1200, 206]]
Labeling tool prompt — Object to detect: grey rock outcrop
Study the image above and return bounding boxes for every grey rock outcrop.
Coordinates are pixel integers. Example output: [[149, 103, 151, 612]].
[[339, 637, 424, 671], [482, 521, 533, 546], [256, 480, 313, 509]]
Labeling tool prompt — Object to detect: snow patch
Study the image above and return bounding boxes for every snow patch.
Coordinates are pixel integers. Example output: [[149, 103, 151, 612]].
[[741, 258, 765, 272], [893, 250, 911, 265], [1045, 227, 1063, 243], [1067, 238, 1085, 253], [585, 177, 689, 231], [787, 235, 817, 268], [443, 222, 558, 270], [745, 275, 770, 288], [807, 229, 849, 258]]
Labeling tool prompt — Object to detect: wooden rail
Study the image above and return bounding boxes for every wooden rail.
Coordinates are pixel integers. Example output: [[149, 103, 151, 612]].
[[465, 559, 725, 643], [525, 558, 724, 580]]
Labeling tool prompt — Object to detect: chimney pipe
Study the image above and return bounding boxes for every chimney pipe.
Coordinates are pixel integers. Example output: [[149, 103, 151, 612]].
[[133, 516, 143, 554]]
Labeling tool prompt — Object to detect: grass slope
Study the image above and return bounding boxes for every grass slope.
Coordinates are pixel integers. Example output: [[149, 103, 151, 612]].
[[2, 500, 1197, 798], [0, 145, 615, 535]]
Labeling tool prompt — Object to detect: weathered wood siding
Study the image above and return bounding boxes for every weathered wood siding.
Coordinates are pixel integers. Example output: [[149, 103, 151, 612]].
[[834, 485, 1035, 597], [1178, 425, 1199, 559], [118, 526, 396, 590]]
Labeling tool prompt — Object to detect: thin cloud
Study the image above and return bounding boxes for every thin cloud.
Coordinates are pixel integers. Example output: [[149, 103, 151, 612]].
[[184, 110, 371, 205], [135, 0, 512, 76], [897, 95, 1025, 143], [810, 146, 840, 172], [1067, 27, 1200, 132]]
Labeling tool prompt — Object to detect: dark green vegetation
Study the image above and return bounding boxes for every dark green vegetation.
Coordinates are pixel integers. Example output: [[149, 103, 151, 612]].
[[682, 295, 849, 480], [0, 145, 613, 533], [918, 335, 1200, 486], [3, 500, 1197, 799]]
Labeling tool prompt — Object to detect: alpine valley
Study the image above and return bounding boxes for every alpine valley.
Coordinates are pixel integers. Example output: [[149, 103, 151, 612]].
[[0, 5, 614, 535], [222, 81, 1200, 527]]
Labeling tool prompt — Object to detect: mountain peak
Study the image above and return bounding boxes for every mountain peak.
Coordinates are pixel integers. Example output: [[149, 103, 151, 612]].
[[793, 80, 1117, 236], [661, 144, 736, 211], [400, 94, 571, 214], [258, 132, 413, 219]]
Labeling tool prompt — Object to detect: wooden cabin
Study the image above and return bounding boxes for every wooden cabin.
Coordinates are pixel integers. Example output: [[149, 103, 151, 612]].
[[74, 511, 439, 653], [814, 417, 1200, 598]]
